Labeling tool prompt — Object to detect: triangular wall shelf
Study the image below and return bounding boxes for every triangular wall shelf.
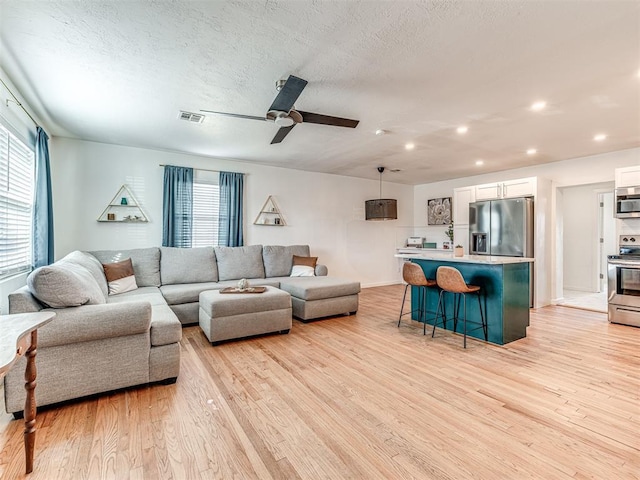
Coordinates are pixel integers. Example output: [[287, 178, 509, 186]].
[[253, 195, 286, 226], [97, 184, 149, 223]]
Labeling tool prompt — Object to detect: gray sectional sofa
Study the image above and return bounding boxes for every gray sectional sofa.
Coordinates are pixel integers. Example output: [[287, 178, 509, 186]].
[[4, 244, 360, 415]]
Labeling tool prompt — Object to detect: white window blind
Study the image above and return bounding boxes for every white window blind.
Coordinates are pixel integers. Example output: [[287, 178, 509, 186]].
[[192, 176, 220, 247], [0, 123, 34, 278]]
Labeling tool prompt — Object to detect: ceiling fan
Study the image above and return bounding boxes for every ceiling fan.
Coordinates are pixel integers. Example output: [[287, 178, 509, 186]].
[[201, 75, 359, 144]]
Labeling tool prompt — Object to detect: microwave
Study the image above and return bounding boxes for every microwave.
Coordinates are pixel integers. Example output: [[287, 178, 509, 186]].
[[615, 186, 640, 218]]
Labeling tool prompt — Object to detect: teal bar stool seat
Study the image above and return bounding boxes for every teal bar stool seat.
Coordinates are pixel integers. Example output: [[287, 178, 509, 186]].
[[434, 266, 487, 348], [398, 262, 440, 334]]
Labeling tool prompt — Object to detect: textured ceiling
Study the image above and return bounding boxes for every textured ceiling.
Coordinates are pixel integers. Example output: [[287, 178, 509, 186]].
[[1, 0, 639, 185]]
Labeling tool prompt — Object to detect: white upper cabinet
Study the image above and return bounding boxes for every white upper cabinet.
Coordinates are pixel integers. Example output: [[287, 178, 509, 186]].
[[453, 186, 476, 225], [474, 183, 502, 201], [615, 166, 640, 188], [475, 177, 536, 200]]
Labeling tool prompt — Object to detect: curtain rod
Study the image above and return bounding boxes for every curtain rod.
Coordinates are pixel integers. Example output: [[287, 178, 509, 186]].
[[0, 77, 39, 128], [159, 164, 246, 175]]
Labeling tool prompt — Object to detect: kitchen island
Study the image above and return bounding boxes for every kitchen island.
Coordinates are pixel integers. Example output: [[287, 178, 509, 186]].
[[395, 252, 533, 345]]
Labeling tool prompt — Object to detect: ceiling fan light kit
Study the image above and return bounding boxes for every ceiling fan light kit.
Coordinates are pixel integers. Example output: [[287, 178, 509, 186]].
[[365, 167, 398, 221], [201, 75, 359, 144]]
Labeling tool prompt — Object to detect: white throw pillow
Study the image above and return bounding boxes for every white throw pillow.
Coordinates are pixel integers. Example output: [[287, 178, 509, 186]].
[[290, 265, 315, 277], [108, 274, 138, 295]]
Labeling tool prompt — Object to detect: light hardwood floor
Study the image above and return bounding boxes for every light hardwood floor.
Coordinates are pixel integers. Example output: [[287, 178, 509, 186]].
[[1, 285, 638, 479]]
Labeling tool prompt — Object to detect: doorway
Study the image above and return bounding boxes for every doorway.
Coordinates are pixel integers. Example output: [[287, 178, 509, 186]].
[[558, 183, 615, 313]]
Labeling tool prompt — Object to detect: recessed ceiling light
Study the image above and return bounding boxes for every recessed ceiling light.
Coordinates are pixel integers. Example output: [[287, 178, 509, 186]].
[[375, 129, 386, 136], [405, 143, 415, 150], [530, 101, 547, 111], [457, 126, 468, 134], [594, 133, 607, 141], [526, 148, 537, 155], [475, 159, 484, 166]]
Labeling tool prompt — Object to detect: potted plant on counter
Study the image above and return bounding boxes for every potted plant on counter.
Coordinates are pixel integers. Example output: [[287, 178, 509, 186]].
[[444, 221, 454, 249], [454, 244, 464, 257]]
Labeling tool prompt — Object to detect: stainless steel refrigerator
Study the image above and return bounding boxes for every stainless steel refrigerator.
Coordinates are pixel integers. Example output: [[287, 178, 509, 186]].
[[469, 197, 534, 257]]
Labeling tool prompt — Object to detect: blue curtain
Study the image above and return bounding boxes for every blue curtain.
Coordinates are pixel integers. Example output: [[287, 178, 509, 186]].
[[218, 171, 244, 247], [33, 126, 54, 267], [162, 165, 193, 247]]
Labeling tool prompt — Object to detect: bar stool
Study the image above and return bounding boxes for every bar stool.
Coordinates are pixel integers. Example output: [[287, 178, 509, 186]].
[[433, 266, 487, 348], [398, 262, 440, 334]]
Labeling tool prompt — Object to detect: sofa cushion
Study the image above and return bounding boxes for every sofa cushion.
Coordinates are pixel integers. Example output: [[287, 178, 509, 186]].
[[150, 305, 182, 346], [66, 251, 109, 298], [262, 245, 311, 277], [278, 277, 361, 301], [90, 247, 161, 287], [160, 247, 218, 285], [36, 302, 152, 348], [106, 286, 167, 306], [160, 282, 223, 305], [27, 261, 106, 308], [103, 258, 138, 295], [214, 245, 265, 281]]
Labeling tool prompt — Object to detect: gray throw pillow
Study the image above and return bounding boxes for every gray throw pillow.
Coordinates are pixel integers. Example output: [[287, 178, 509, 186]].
[[27, 261, 106, 308]]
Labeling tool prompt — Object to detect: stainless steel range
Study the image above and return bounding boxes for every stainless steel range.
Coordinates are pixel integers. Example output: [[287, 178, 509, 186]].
[[608, 235, 640, 327]]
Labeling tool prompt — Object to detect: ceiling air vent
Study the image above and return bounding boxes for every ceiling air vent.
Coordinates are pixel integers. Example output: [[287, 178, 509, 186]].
[[178, 111, 205, 123]]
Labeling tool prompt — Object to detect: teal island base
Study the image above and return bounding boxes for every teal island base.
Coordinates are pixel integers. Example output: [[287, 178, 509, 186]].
[[410, 258, 530, 345]]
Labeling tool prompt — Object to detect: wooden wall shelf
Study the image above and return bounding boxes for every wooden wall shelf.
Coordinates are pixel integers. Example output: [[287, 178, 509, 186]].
[[253, 195, 286, 226], [97, 185, 149, 223]]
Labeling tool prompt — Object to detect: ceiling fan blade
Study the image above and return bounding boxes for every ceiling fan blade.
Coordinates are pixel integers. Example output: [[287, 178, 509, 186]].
[[200, 110, 267, 121], [270, 125, 296, 144], [269, 75, 308, 113], [297, 110, 359, 128]]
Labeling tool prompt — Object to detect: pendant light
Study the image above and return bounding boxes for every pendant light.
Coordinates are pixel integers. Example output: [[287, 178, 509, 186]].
[[365, 167, 398, 221]]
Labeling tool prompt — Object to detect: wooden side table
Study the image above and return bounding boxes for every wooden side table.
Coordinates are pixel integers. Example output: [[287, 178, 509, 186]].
[[0, 311, 55, 474]]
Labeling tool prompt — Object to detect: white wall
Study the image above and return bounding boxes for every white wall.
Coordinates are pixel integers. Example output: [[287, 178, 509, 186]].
[[561, 182, 614, 292], [413, 148, 640, 306], [50, 137, 414, 287]]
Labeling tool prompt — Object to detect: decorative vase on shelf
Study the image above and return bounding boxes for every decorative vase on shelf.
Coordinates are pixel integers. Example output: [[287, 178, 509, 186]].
[[454, 245, 464, 257]]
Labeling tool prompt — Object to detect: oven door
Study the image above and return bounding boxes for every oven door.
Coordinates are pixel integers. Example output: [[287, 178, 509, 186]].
[[607, 259, 640, 326]]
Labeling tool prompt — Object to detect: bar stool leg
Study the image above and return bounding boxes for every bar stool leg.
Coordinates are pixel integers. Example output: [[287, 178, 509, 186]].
[[397, 284, 409, 327], [423, 285, 428, 335], [462, 292, 468, 349], [477, 291, 487, 340], [432, 289, 451, 337]]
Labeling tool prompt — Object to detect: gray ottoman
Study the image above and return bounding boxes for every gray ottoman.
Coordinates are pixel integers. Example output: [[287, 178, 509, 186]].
[[199, 286, 292, 344]]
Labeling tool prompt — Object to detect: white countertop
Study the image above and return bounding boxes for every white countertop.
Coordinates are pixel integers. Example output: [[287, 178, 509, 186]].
[[397, 247, 450, 254], [395, 252, 534, 265]]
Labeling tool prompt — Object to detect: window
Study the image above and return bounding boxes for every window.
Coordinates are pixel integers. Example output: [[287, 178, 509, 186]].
[[0, 123, 35, 278], [192, 171, 220, 247]]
